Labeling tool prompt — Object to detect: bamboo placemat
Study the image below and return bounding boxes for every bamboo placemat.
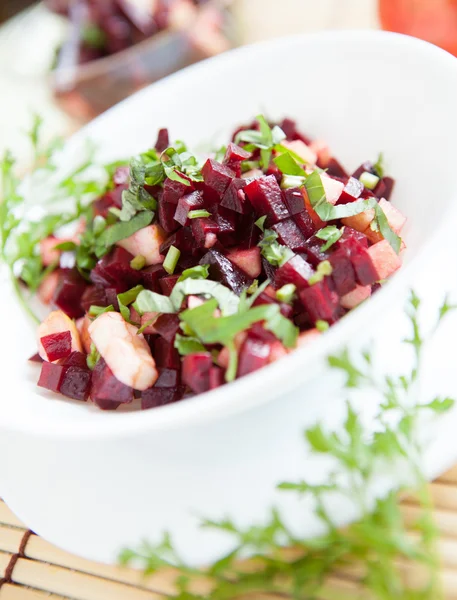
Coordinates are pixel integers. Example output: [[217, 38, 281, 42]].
[[0, 467, 457, 600]]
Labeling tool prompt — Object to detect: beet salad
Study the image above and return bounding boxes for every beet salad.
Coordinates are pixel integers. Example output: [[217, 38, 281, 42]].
[[27, 116, 406, 411]]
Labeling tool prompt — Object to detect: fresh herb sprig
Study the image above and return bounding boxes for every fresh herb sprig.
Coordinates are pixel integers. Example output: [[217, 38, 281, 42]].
[[120, 293, 455, 600]]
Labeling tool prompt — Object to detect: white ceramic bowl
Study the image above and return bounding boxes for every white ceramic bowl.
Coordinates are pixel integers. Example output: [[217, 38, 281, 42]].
[[1, 31, 457, 565]]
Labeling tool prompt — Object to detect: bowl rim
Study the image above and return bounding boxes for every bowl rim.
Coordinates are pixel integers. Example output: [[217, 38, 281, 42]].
[[6, 29, 457, 440]]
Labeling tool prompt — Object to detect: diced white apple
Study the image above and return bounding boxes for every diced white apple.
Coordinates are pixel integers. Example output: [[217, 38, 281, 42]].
[[264, 285, 277, 299], [227, 247, 262, 279], [242, 169, 263, 180], [204, 233, 218, 249], [342, 208, 375, 234], [367, 240, 402, 281], [89, 312, 158, 390], [37, 310, 83, 361], [321, 173, 344, 205], [117, 224, 167, 266], [269, 341, 288, 363], [363, 199, 407, 244], [76, 315, 92, 355], [296, 329, 321, 348], [340, 285, 372, 310], [39, 237, 62, 267], [282, 140, 317, 166], [37, 270, 60, 305], [309, 139, 331, 167]]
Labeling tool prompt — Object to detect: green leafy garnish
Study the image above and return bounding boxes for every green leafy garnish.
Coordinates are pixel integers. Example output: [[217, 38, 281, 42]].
[[133, 290, 175, 315], [235, 115, 286, 169], [254, 215, 267, 231], [130, 255, 146, 271], [188, 210, 211, 219], [258, 228, 294, 267], [374, 203, 402, 254], [315, 225, 344, 252], [360, 170, 380, 190], [276, 283, 296, 304], [316, 319, 329, 332], [170, 279, 240, 316], [177, 265, 210, 282], [273, 151, 307, 177], [308, 260, 332, 285], [88, 304, 114, 318], [86, 343, 100, 370], [120, 293, 456, 600], [117, 285, 144, 307], [99, 211, 154, 249], [163, 245, 181, 275], [373, 152, 385, 178], [174, 333, 206, 356]]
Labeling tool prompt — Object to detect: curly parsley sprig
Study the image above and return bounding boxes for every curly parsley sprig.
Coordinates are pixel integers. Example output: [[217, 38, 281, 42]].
[[119, 293, 456, 600]]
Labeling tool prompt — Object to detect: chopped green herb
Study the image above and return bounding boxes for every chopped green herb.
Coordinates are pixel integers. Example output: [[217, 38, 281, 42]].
[[315, 225, 344, 252], [137, 318, 157, 335], [373, 152, 385, 178], [130, 255, 146, 271], [174, 333, 206, 356], [178, 264, 210, 282], [163, 245, 181, 275], [246, 280, 259, 295], [274, 152, 307, 178], [309, 260, 333, 285], [254, 215, 267, 231], [98, 211, 154, 250], [117, 285, 144, 306], [188, 209, 211, 219], [374, 203, 402, 255], [276, 283, 296, 304], [89, 304, 115, 318], [133, 290, 175, 315], [118, 299, 131, 322], [258, 229, 294, 267], [235, 116, 286, 170], [170, 279, 240, 316], [86, 343, 100, 370], [316, 319, 329, 332], [360, 171, 380, 190]]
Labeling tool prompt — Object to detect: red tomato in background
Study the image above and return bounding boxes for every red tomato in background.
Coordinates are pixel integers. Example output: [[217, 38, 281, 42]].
[[379, 0, 457, 56]]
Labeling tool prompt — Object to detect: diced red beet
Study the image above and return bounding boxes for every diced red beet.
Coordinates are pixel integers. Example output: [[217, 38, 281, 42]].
[[154, 337, 181, 369], [252, 292, 294, 319], [141, 368, 184, 409], [340, 237, 378, 286], [113, 166, 130, 186], [352, 161, 375, 180], [338, 177, 364, 205], [200, 249, 253, 295], [272, 219, 307, 252], [53, 269, 87, 318], [159, 274, 180, 296], [280, 118, 312, 145], [293, 210, 316, 240], [302, 236, 331, 267], [244, 176, 289, 225], [337, 227, 369, 251], [220, 178, 249, 214], [104, 185, 126, 209], [202, 159, 235, 195], [237, 338, 271, 378], [38, 362, 66, 393], [248, 322, 277, 344], [29, 352, 44, 363], [162, 177, 194, 205], [41, 331, 72, 362], [182, 353, 213, 394], [81, 286, 108, 313], [213, 206, 237, 235], [329, 250, 357, 296], [60, 366, 92, 402], [326, 158, 348, 179], [174, 191, 205, 226], [105, 287, 120, 311], [155, 128, 169, 153], [153, 314, 180, 342], [90, 358, 133, 410], [265, 163, 283, 184], [374, 176, 395, 201], [158, 199, 180, 233], [141, 264, 166, 292], [299, 279, 341, 324], [191, 218, 219, 248], [275, 255, 314, 290], [91, 247, 141, 291], [160, 227, 195, 255], [209, 366, 224, 390], [283, 188, 305, 216], [224, 142, 251, 164], [238, 215, 260, 249], [61, 351, 88, 369]]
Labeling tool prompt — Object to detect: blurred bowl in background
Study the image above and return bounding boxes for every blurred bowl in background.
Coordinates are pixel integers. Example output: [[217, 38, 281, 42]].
[[50, 0, 237, 120]]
